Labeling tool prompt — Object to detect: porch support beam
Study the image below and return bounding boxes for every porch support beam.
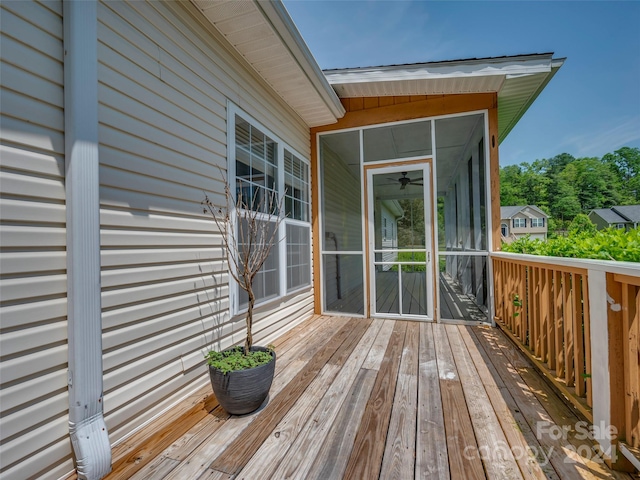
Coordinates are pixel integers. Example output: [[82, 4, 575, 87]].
[[588, 270, 635, 471]]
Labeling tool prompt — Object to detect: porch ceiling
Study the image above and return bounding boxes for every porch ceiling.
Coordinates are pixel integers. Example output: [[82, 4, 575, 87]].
[[325, 53, 565, 143], [190, 0, 344, 127]]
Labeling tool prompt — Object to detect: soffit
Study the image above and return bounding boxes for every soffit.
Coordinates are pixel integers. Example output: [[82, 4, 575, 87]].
[[190, 0, 344, 127], [324, 54, 565, 143]]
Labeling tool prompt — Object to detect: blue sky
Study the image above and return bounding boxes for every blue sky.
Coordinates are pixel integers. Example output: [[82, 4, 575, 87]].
[[283, 0, 640, 167]]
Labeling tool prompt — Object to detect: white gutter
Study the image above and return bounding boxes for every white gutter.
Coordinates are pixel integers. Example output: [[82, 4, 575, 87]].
[[257, 0, 345, 119], [64, 1, 111, 478]]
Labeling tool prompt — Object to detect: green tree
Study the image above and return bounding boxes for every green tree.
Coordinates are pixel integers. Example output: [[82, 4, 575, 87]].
[[603, 147, 640, 202], [550, 164, 581, 222], [500, 165, 528, 206], [568, 213, 597, 235], [572, 157, 622, 211]]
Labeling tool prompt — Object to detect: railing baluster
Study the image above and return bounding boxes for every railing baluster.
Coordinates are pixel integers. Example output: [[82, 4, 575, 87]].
[[554, 270, 564, 379], [546, 268, 555, 371], [563, 271, 574, 387], [541, 268, 549, 364], [529, 267, 540, 356], [520, 264, 528, 344], [581, 273, 592, 407], [573, 273, 585, 397]]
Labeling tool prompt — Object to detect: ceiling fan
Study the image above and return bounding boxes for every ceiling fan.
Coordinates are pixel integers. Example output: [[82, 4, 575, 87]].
[[388, 172, 423, 190]]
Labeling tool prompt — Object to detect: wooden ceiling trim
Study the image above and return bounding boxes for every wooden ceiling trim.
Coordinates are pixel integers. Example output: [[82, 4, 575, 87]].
[[313, 93, 497, 134]]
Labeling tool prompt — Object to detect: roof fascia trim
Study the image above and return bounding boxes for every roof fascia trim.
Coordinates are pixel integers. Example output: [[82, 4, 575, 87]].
[[324, 54, 556, 85], [256, 0, 345, 119]]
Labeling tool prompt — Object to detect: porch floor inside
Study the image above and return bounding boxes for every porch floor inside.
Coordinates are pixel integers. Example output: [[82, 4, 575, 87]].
[[108, 316, 636, 480], [439, 272, 488, 322]]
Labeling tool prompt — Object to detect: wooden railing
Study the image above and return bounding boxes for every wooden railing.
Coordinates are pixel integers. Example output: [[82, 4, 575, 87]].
[[492, 252, 640, 472]]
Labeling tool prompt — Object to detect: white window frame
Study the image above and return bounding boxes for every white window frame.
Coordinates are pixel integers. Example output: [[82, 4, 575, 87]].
[[531, 218, 545, 228], [513, 218, 526, 228], [227, 103, 312, 316]]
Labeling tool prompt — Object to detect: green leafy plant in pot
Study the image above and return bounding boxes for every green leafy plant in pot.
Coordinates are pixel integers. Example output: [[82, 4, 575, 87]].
[[202, 179, 284, 415]]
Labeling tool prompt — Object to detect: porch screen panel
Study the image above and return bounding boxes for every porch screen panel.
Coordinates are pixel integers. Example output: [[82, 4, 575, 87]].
[[323, 255, 364, 315], [319, 131, 364, 314], [320, 131, 362, 251], [439, 255, 488, 321], [435, 114, 488, 321]]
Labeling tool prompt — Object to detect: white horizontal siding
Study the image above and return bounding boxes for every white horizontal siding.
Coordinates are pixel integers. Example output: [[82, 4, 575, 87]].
[[97, 0, 313, 448], [0, 1, 73, 478]]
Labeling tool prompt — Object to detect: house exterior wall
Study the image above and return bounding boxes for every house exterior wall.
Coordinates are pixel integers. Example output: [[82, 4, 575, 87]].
[[0, 1, 314, 478], [0, 1, 74, 478], [97, 0, 313, 445]]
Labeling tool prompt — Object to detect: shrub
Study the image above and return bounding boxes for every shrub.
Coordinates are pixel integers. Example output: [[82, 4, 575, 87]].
[[502, 227, 639, 262]]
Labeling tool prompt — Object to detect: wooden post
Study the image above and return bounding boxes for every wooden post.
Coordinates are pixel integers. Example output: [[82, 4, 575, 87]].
[[605, 273, 635, 471], [620, 281, 639, 449]]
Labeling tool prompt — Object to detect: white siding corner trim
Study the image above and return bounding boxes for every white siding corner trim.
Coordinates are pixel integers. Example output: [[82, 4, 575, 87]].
[[64, 1, 111, 478]]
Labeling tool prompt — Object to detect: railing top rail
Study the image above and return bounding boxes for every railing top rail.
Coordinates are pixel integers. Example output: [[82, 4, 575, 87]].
[[491, 251, 640, 277]]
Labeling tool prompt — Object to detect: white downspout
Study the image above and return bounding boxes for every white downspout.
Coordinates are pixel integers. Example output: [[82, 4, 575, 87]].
[[64, 1, 112, 478]]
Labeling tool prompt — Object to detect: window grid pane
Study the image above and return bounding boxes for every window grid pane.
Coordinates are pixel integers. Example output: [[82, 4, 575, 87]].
[[286, 224, 311, 292], [238, 219, 279, 308], [284, 150, 310, 221], [236, 115, 278, 213]]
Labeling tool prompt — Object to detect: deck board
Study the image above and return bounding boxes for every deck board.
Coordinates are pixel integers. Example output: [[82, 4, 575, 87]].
[[433, 323, 486, 480], [111, 316, 637, 480], [379, 321, 419, 479], [343, 320, 407, 480], [416, 322, 450, 479]]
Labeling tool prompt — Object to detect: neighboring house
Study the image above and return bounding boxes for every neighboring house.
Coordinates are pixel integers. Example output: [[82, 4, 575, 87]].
[[589, 205, 640, 231], [0, 1, 564, 478], [500, 205, 549, 242]]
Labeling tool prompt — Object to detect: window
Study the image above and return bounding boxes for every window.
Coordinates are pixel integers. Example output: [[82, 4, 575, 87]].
[[513, 218, 526, 228], [231, 109, 311, 312], [501, 223, 508, 237], [284, 150, 309, 221], [531, 218, 545, 228], [616, 223, 626, 229]]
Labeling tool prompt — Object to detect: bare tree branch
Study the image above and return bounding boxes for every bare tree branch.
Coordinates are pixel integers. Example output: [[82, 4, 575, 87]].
[[202, 168, 286, 354]]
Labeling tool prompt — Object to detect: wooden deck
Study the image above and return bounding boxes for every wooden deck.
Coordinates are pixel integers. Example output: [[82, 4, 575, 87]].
[[107, 316, 637, 480]]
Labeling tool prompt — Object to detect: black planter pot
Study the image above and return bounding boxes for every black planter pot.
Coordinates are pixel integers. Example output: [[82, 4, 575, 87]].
[[208, 346, 276, 415]]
